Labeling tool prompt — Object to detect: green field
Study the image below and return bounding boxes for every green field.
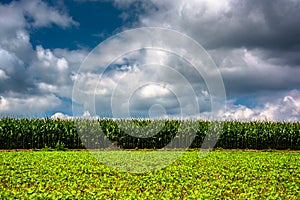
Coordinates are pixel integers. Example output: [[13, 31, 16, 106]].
[[1, 118, 299, 199], [0, 150, 299, 199]]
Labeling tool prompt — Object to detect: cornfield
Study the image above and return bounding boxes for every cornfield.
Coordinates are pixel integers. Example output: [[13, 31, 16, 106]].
[[0, 118, 299, 150]]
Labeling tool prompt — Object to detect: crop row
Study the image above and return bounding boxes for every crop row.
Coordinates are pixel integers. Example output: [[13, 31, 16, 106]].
[[0, 118, 299, 149], [1, 151, 299, 199]]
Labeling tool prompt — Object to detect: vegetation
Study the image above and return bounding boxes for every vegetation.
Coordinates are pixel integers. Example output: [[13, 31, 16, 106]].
[[0, 118, 299, 150], [0, 150, 299, 199], [0, 118, 299, 198]]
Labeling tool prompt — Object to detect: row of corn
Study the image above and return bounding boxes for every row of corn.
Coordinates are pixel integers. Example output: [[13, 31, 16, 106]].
[[0, 118, 299, 149]]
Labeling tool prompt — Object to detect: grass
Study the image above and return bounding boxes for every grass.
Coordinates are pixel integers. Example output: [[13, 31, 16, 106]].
[[0, 150, 299, 199]]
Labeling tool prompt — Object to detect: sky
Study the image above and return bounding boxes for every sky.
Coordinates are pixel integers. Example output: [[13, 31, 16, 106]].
[[0, 0, 300, 121]]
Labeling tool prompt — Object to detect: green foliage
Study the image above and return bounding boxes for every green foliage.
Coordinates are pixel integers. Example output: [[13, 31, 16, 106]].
[[0, 118, 82, 149], [41, 145, 54, 151], [55, 141, 67, 151], [0, 118, 299, 150], [0, 151, 299, 199]]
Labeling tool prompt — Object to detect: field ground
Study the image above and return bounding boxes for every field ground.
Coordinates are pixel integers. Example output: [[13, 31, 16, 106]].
[[0, 150, 299, 199]]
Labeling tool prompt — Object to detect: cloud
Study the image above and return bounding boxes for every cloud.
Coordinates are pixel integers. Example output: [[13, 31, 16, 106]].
[[224, 90, 300, 121], [29, 45, 88, 100], [20, 0, 79, 28], [115, 0, 300, 50], [0, 69, 9, 80], [0, 48, 31, 93], [74, 49, 216, 118], [0, 0, 78, 57], [209, 47, 300, 97], [0, 93, 61, 116], [0, 0, 78, 31], [104, 0, 300, 121], [50, 112, 71, 120], [0, 0, 77, 58], [1, 0, 299, 121], [0, 0, 83, 116], [138, 84, 170, 98], [0, 0, 79, 68], [112, 2, 300, 61], [33, 45, 70, 84]]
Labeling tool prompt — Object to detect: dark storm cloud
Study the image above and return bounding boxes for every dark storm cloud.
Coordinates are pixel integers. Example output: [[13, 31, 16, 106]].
[[203, 0, 300, 50], [258, 47, 300, 67], [209, 47, 300, 97], [119, 0, 300, 50]]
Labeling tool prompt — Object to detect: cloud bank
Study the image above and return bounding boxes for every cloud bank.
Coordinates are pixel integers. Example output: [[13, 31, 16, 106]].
[[1, 0, 300, 121], [108, 0, 300, 121]]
